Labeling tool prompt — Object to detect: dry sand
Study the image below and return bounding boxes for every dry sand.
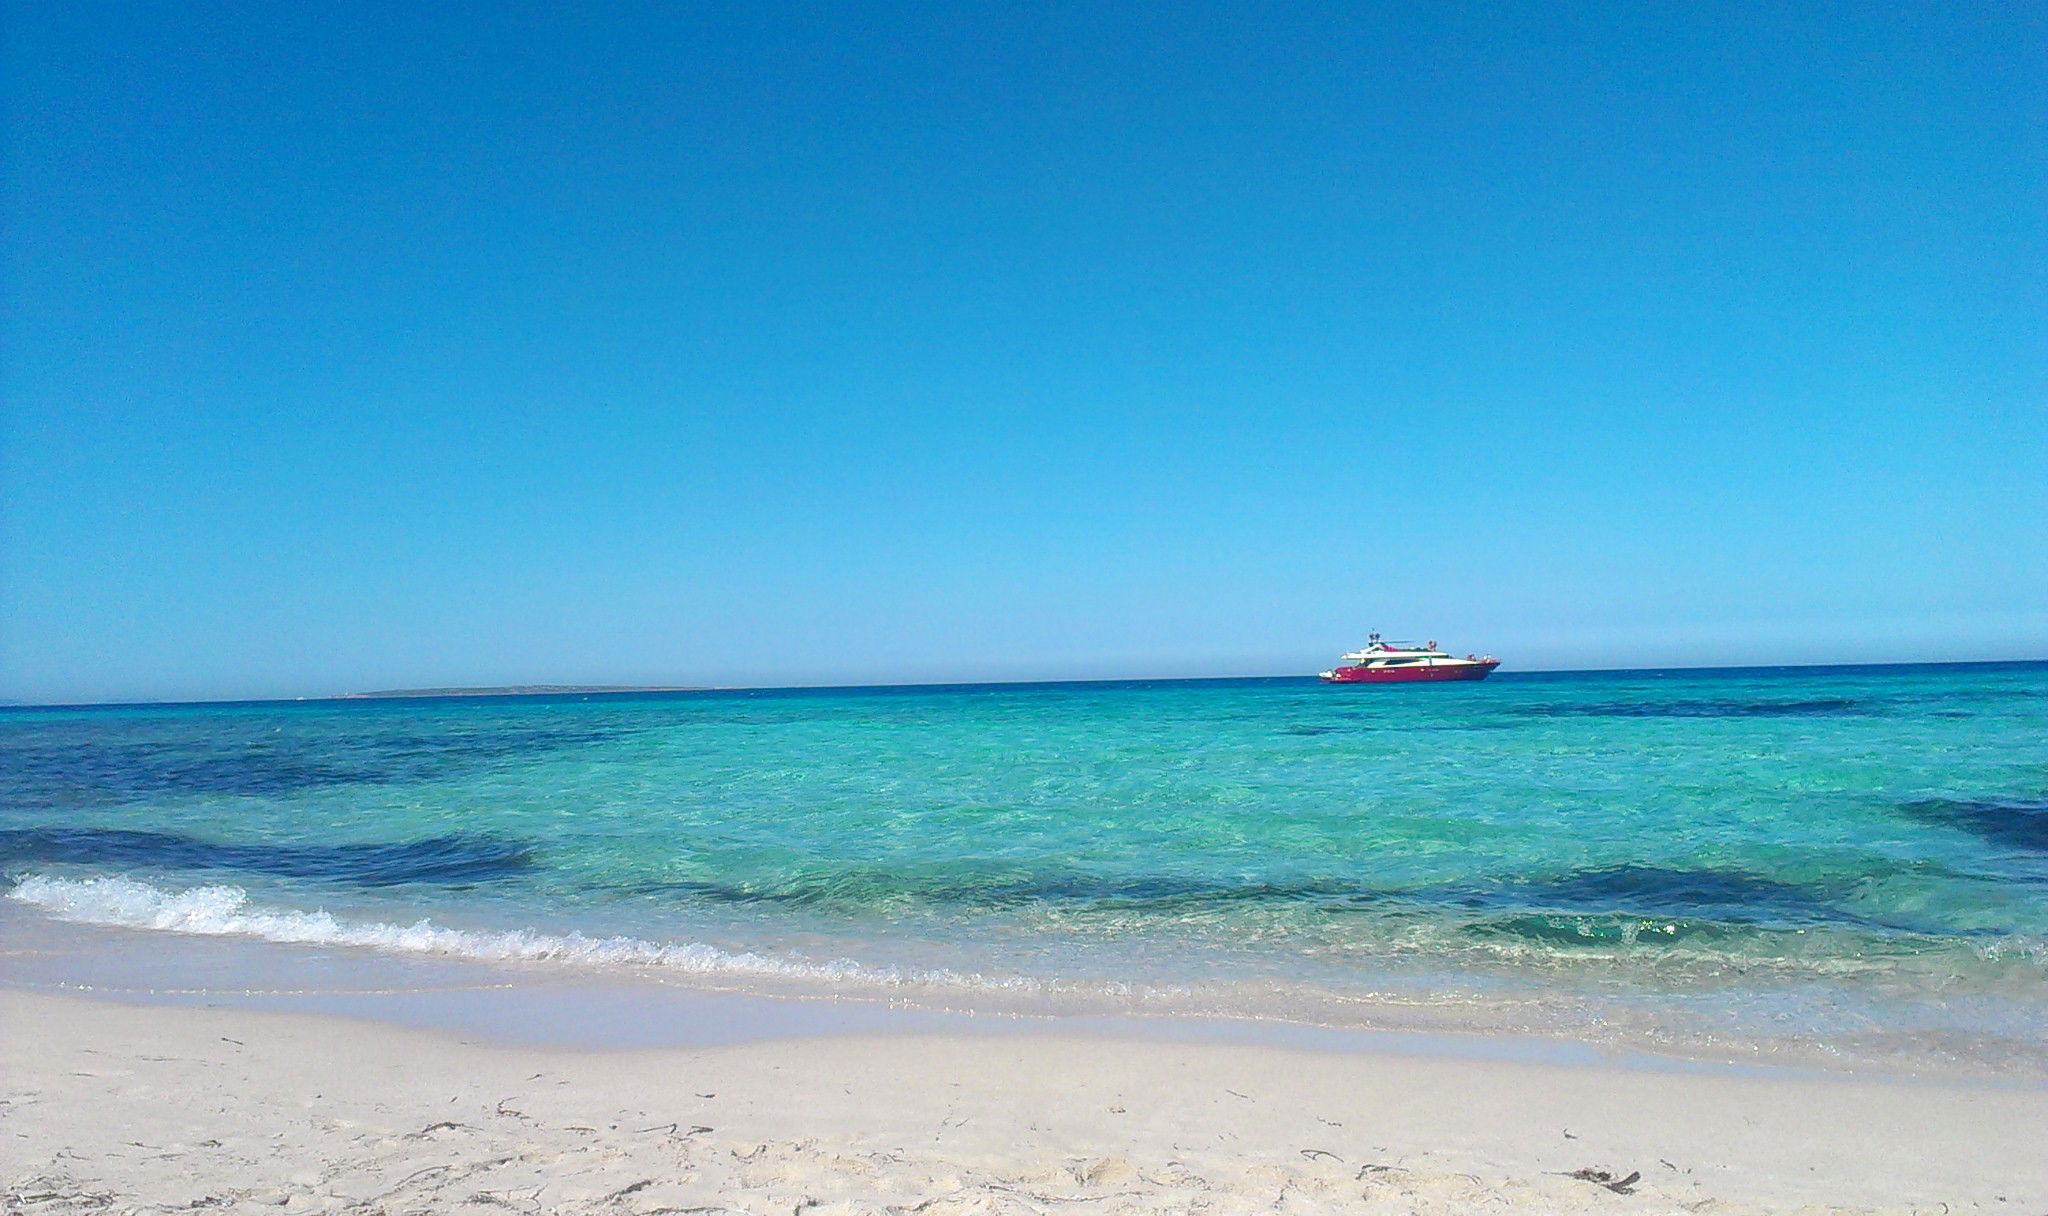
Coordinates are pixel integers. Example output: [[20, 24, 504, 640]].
[[3, 989, 2043, 1214]]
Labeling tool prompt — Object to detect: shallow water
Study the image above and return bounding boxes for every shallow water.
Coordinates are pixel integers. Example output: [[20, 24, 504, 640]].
[[4, 664, 2045, 1074]]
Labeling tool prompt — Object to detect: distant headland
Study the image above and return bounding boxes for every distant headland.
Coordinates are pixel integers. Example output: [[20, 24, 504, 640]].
[[335, 685, 708, 699]]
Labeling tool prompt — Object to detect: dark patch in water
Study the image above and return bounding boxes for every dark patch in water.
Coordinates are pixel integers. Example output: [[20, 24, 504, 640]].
[[0, 739, 369, 801], [630, 855, 1996, 947], [0, 827, 535, 886], [1903, 798, 2048, 853], [1517, 698, 1865, 719], [1470, 865, 1841, 926], [774, 858, 1978, 940], [634, 863, 1872, 932], [0, 724, 623, 809], [629, 871, 1385, 913]]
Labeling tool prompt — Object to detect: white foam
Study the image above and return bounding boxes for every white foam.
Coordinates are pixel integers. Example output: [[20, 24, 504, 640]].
[[4, 873, 1015, 992]]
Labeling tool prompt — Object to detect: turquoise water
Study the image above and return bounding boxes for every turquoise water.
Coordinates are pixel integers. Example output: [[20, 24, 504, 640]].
[[4, 664, 2045, 1072]]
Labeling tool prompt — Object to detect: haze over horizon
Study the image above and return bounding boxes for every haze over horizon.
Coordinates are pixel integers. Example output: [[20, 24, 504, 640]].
[[4, 3, 2043, 705]]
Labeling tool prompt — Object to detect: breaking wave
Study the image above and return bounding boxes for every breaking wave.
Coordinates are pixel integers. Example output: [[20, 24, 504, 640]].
[[3, 873, 1027, 993]]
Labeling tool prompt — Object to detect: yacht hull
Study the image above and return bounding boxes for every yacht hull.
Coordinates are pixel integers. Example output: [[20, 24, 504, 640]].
[[1320, 661, 1499, 684]]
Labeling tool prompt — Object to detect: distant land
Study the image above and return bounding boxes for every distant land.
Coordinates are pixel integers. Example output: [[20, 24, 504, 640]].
[[336, 685, 708, 699]]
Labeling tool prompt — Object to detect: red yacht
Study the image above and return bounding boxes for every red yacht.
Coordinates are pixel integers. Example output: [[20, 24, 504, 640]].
[[1319, 633, 1499, 683]]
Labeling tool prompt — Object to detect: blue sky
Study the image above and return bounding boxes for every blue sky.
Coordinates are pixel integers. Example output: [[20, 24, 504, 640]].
[[4, 2, 2043, 702]]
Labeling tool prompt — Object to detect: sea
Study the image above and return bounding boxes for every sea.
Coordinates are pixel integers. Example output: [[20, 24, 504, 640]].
[[4, 663, 2045, 1077]]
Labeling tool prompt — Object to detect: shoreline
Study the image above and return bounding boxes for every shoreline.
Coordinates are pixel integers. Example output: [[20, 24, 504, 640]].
[[9, 900, 2040, 1088], [7, 987, 2045, 1214]]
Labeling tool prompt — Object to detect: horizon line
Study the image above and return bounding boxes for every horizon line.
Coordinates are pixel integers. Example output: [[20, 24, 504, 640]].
[[3, 656, 2042, 712]]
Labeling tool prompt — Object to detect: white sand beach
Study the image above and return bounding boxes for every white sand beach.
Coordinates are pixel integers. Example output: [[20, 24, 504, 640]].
[[5, 989, 2043, 1214]]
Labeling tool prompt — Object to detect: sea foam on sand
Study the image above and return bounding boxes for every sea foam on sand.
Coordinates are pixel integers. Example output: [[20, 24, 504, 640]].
[[6, 872, 1002, 989]]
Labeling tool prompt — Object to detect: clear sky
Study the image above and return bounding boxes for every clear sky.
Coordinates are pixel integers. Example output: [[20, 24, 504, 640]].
[[3, 2, 2043, 703]]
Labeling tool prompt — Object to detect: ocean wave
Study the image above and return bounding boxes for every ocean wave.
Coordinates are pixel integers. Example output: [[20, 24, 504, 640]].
[[2, 873, 1024, 992]]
